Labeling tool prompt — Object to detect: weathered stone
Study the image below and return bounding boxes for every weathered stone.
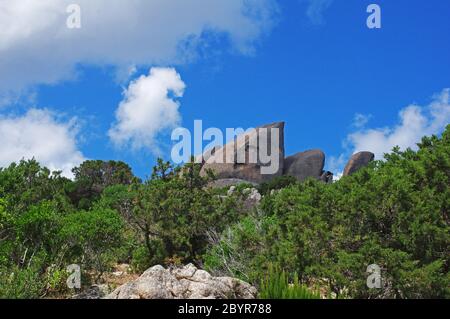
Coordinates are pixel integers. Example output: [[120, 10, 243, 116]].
[[200, 122, 285, 184], [283, 149, 325, 182], [343, 152, 375, 176], [105, 264, 257, 299]]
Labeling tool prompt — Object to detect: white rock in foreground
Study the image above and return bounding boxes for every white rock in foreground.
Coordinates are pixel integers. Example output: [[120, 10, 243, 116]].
[[105, 264, 257, 299]]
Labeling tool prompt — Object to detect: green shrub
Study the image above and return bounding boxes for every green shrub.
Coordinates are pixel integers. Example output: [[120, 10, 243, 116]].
[[131, 241, 166, 273], [258, 175, 298, 196], [43, 265, 70, 297], [0, 262, 45, 299], [0, 198, 10, 231], [206, 126, 450, 299], [15, 201, 60, 257], [234, 182, 258, 193], [59, 207, 124, 274], [259, 265, 320, 299], [203, 216, 269, 282]]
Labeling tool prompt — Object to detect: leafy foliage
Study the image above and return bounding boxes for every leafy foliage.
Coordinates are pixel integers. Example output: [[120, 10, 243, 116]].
[[59, 207, 124, 275], [66, 160, 137, 209], [257, 175, 298, 196], [0, 261, 45, 299], [0, 127, 449, 299], [124, 159, 241, 267], [206, 126, 450, 299], [259, 265, 320, 299]]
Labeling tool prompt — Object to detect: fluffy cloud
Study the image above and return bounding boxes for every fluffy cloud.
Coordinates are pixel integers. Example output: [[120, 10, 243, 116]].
[[109, 67, 185, 153], [0, 0, 278, 95], [349, 89, 450, 159], [0, 109, 85, 177]]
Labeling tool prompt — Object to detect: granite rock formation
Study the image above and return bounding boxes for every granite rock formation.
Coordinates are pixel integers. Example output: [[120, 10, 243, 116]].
[[283, 149, 326, 182], [197, 122, 373, 186], [343, 151, 375, 176], [200, 122, 285, 184], [105, 264, 257, 299]]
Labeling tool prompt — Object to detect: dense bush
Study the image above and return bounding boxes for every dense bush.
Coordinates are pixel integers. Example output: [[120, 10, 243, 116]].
[[257, 175, 298, 196], [59, 207, 124, 275], [0, 127, 448, 299], [123, 159, 243, 267], [0, 261, 46, 299], [0, 160, 134, 298], [65, 160, 137, 209], [259, 265, 320, 299], [205, 126, 450, 298]]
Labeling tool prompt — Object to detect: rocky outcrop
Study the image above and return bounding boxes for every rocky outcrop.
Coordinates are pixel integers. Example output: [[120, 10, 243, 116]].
[[200, 122, 285, 184], [283, 149, 325, 182], [196, 121, 373, 186], [105, 264, 257, 299], [343, 152, 375, 176]]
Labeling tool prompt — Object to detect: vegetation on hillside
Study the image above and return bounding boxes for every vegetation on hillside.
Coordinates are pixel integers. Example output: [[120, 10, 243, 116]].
[[0, 126, 449, 299]]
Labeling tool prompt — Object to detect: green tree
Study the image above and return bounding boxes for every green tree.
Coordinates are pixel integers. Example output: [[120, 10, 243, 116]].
[[66, 160, 137, 209], [126, 159, 239, 266]]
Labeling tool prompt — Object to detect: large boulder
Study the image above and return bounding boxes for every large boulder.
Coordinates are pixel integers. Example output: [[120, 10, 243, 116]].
[[283, 149, 325, 182], [200, 122, 285, 184], [343, 151, 375, 176], [105, 264, 257, 299]]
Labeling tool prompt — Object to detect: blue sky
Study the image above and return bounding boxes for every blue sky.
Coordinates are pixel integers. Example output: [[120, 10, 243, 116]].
[[0, 0, 449, 178]]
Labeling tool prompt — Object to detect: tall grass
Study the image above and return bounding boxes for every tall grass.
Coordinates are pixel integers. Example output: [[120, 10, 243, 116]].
[[259, 265, 321, 299]]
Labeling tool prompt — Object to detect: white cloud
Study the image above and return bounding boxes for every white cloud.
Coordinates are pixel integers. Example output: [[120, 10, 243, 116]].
[[349, 89, 450, 159], [0, 0, 278, 95], [0, 109, 85, 177], [109, 67, 185, 153]]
